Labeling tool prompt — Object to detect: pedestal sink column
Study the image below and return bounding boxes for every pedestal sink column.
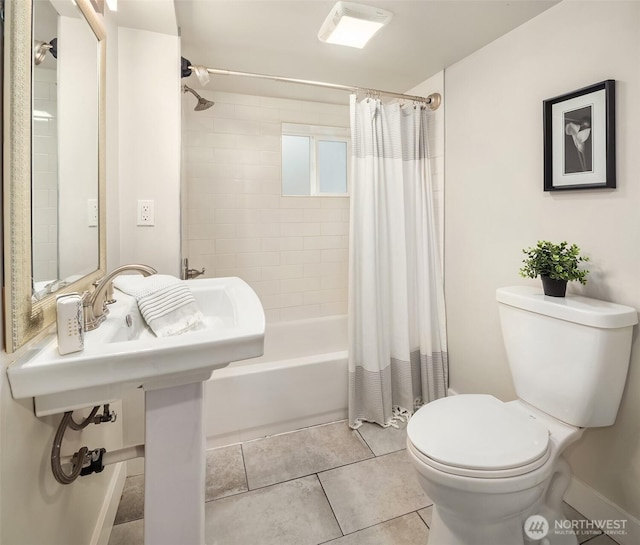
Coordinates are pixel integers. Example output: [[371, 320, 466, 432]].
[[144, 382, 205, 545]]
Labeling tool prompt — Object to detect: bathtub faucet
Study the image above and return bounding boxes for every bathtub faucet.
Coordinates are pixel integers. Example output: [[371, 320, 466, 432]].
[[183, 258, 205, 280]]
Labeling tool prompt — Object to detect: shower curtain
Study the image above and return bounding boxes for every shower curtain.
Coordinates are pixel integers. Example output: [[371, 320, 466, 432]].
[[348, 94, 448, 428]]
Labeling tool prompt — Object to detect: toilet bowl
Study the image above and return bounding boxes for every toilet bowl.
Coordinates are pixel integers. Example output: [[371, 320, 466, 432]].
[[406, 287, 637, 545], [407, 395, 582, 545]]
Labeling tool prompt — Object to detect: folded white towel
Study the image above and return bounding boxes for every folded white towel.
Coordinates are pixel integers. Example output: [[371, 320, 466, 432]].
[[112, 274, 205, 337]]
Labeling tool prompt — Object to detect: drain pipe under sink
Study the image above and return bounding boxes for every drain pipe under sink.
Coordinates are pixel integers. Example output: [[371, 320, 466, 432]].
[[51, 405, 145, 484], [60, 444, 145, 469]]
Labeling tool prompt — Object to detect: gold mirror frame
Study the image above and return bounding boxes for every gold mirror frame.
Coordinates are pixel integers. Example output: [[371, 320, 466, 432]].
[[3, 0, 107, 353]]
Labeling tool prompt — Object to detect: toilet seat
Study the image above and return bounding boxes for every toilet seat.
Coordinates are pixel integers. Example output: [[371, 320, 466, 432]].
[[407, 394, 551, 479]]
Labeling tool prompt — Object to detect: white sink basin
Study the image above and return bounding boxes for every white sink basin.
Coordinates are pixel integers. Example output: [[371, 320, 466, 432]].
[[7, 277, 265, 415]]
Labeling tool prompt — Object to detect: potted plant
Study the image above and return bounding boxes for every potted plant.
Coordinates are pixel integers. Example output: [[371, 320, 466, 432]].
[[519, 240, 589, 297]]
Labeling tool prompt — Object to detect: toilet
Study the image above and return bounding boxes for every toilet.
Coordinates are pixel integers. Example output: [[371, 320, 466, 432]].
[[406, 286, 638, 545]]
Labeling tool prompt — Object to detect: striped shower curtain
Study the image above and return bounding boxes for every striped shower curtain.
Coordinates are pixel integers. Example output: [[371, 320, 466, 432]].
[[348, 95, 448, 428]]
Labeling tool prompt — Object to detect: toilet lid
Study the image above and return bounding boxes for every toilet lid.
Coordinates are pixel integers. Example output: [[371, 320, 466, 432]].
[[407, 395, 550, 473]]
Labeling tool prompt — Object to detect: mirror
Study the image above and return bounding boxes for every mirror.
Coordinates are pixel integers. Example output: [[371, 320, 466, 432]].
[[3, 0, 106, 352], [32, 0, 101, 298]]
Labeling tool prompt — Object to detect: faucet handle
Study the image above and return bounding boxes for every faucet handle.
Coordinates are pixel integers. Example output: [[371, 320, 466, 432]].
[[92, 278, 115, 305], [186, 266, 205, 280], [104, 284, 116, 305], [82, 290, 94, 306]]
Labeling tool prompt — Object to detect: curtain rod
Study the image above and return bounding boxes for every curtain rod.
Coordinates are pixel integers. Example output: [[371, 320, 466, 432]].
[[187, 64, 442, 111]]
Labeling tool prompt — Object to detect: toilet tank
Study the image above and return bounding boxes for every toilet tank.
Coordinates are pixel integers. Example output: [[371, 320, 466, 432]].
[[496, 286, 637, 427]]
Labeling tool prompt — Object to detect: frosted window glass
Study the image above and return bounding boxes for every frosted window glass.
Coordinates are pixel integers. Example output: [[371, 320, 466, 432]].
[[318, 140, 347, 194], [282, 135, 311, 196]]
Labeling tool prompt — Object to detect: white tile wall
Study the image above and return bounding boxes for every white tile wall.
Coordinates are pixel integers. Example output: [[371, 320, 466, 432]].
[[183, 91, 350, 323], [32, 68, 58, 282]]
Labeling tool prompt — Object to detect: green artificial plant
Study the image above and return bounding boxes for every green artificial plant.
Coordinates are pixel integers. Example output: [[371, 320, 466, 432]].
[[519, 240, 590, 285]]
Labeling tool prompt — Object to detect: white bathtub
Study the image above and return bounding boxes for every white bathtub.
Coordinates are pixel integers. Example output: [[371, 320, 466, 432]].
[[205, 315, 348, 448]]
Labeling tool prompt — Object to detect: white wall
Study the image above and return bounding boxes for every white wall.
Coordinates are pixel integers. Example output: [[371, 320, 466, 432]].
[[445, 0, 640, 520], [183, 90, 350, 322], [117, 27, 181, 276]]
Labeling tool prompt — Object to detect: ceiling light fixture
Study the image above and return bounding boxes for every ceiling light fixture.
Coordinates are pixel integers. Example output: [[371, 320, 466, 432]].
[[318, 1, 393, 49]]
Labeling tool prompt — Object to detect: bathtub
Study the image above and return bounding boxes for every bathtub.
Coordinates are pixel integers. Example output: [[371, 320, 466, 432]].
[[205, 315, 348, 448]]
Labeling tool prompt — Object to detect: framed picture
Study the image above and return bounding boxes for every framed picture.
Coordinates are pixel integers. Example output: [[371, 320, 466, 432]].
[[543, 80, 615, 191]]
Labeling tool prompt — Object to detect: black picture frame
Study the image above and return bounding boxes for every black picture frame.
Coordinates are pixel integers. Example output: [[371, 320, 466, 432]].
[[543, 80, 615, 191]]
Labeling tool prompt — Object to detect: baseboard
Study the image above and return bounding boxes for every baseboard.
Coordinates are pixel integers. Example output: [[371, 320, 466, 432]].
[[207, 408, 348, 449], [92, 462, 127, 545], [565, 476, 640, 545]]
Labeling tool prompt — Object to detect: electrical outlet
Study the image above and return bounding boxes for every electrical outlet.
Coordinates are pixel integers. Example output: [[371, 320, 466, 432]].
[[137, 200, 155, 226], [87, 199, 98, 227]]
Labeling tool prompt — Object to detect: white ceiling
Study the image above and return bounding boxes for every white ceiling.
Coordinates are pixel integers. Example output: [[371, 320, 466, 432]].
[[176, 1, 558, 103]]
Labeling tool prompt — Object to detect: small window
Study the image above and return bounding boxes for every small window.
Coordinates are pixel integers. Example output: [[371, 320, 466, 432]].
[[282, 135, 311, 196], [281, 123, 350, 196]]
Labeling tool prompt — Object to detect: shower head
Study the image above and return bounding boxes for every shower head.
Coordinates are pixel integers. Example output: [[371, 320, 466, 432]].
[[34, 38, 58, 66], [183, 85, 215, 112]]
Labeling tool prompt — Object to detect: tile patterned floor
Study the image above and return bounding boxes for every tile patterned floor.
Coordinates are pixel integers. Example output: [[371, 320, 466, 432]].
[[108, 420, 619, 545]]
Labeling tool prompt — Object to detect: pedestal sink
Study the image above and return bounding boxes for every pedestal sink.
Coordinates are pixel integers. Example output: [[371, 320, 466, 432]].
[[7, 277, 265, 545]]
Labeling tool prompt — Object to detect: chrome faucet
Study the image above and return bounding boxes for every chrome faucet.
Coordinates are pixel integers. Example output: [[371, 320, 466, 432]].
[[183, 258, 205, 280], [82, 264, 157, 331]]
